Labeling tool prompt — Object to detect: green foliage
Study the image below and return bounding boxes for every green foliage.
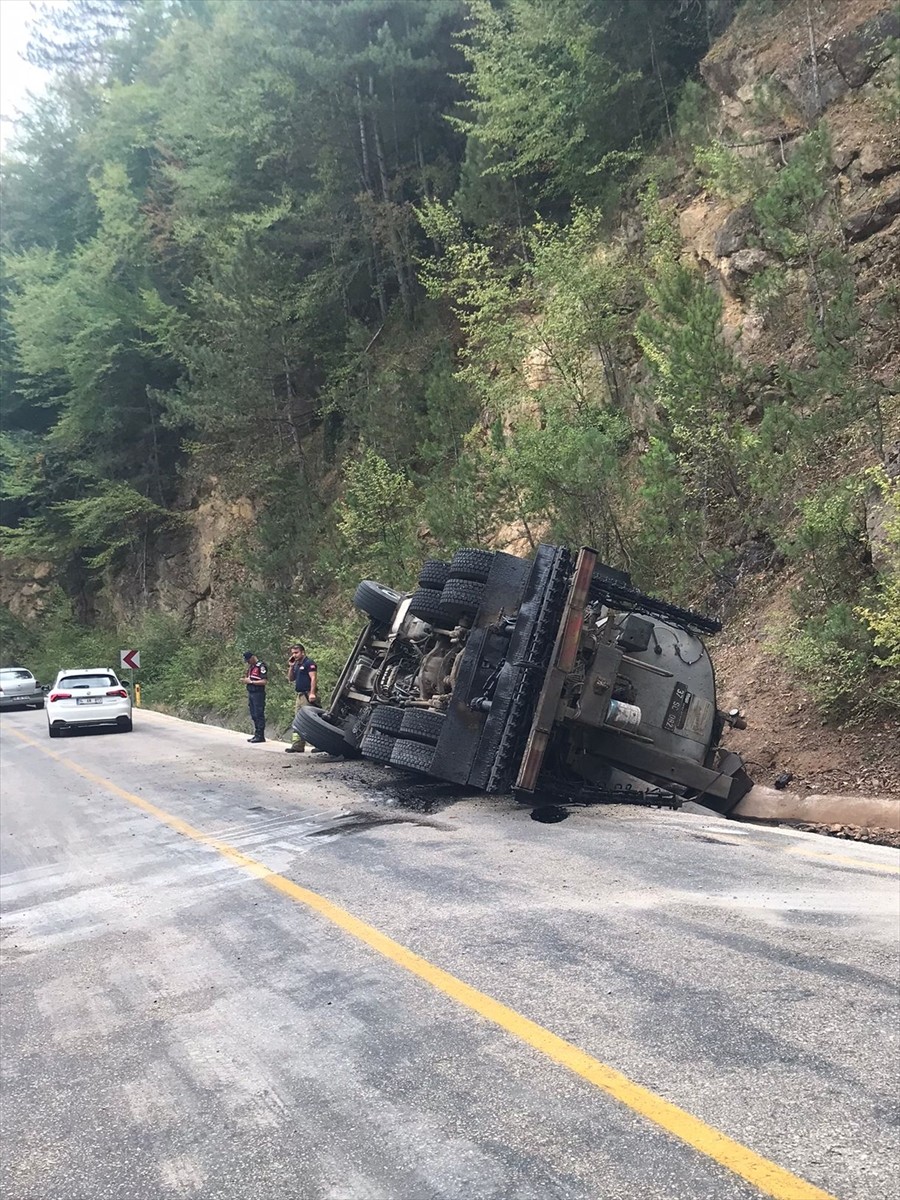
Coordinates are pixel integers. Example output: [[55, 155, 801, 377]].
[[636, 261, 747, 526], [693, 141, 759, 199], [754, 127, 830, 260], [0, 607, 37, 668], [782, 480, 869, 608], [336, 447, 419, 582], [873, 35, 900, 126], [777, 603, 876, 718], [453, 0, 715, 203], [855, 469, 900, 705], [1, 481, 172, 570], [772, 475, 897, 716], [674, 78, 713, 145], [628, 437, 714, 599]]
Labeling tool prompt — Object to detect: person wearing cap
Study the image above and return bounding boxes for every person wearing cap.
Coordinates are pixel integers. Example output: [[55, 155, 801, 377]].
[[241, 651, 268, 743], [285, 642, 318, 753]]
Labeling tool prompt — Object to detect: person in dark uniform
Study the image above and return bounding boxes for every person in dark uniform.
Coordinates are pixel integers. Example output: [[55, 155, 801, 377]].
[[241, 651, 268, 743], [285, 641, 318, 753]]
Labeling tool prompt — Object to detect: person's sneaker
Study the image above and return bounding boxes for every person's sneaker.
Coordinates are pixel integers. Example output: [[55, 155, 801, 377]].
[[310, 747, 330, 754], [284, 743, 305, 753], [248, 734, 266, 743]]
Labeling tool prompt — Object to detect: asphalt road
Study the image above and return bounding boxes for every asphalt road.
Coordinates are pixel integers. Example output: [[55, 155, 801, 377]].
[[1, 706, 898, 1200]]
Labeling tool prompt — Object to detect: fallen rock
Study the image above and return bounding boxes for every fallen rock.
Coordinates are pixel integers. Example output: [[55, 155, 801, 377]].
[[795, 822, 900, 850]]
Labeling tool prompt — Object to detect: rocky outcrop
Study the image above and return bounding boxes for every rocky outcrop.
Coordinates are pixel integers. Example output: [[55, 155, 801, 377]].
[[843, 187, 900, 240], [683, 0, 900, 377], [0, 559, 54, 621], [701, 0, 899, 125]]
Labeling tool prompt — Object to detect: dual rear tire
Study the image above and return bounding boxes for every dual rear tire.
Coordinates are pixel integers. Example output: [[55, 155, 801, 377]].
[[360, 706, 446, 773]]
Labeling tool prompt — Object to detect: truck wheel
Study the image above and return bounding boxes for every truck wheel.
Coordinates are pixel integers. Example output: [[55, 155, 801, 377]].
[[360, 728, 396, 764], [448, 548, 495, 583], [390, 737, 435, 774], [293, 706, 348, 756], [399, 709, 446, 745], [407, 588, 452, 626], [418, 559, 452, 589], [352, 580, 403, 624], [368, 705, 404, 733], [441, 578, 485, 616]]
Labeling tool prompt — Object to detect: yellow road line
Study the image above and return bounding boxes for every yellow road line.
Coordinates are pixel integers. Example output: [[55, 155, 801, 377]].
[[790, 847, 900, 875], [7, 727, 837, 1200]]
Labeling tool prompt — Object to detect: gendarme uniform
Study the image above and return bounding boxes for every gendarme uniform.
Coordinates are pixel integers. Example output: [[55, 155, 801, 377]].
[[244, 654, 268, 741]]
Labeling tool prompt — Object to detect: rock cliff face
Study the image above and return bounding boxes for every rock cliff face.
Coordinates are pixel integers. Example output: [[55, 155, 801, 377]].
[[101, 483, 259, 636], [685, 0, 899, 379]]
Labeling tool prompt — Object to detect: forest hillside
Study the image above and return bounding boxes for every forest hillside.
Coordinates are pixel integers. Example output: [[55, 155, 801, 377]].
[[1, 0, 898, 791]]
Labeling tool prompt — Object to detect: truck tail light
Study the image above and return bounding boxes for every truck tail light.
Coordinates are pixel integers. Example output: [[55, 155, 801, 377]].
[[49, 691, 72, 702], [107, 689, 128, 698]]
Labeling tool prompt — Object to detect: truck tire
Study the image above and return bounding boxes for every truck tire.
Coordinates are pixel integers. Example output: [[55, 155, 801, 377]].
[[418, 559, 452, 589], [360, 728, 396, 764], [441, 578, 485, 616], [352, 580, 402, 624], [448, 548, 494, 583], [390, 737, 435, 774], [294, 705, 348, 756], [399, 708, 446, 746], [368, 705, 404, 733], [407, 587, 452, 626]]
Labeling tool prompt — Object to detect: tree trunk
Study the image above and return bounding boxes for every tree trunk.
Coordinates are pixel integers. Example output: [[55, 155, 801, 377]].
[[355, 75, 373, 193], [372, 98, 412, 316], [648, 21, 673, 142], [805, 0, 821, 115]]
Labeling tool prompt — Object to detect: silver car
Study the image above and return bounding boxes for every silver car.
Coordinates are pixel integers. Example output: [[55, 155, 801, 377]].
[[0, 667, 45, 710]]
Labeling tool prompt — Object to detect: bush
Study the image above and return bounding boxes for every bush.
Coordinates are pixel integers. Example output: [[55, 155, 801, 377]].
[[777, 603, 876, 718], [0, 606, 36, 668]]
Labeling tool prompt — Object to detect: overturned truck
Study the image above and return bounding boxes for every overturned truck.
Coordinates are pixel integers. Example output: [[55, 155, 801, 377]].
[[295, 546, 753, 813]]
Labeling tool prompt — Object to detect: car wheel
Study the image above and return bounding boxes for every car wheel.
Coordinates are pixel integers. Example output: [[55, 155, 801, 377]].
[[352, 580, 403, 624], [118, 718, 133, 732], [448, 548, 495, 583], [441, 578, 485, 617], [399, 708, 446, 746], [390, 737, 435, 774], [407, 588, 453, 627], [359, 728, 396, 764], [418, 559, 452, 589], [48, 724, 61, 739], [294, 705, 350, 756]]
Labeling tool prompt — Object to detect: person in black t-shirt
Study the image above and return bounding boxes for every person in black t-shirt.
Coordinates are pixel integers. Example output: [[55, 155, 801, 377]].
[[285, 642, 318, 753]]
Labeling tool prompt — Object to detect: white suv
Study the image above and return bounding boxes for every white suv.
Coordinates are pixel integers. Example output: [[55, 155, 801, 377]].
[[46, 668, 133, 737]]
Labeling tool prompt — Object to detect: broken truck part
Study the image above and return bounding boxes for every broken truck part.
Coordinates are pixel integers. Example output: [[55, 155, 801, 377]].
[[294, 546, 752, 813]]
